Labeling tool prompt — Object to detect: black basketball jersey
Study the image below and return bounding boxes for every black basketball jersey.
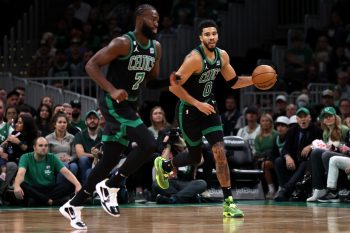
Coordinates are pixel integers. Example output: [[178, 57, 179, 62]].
[[182, 45, 222, 103], [105, 32, 157, 101]]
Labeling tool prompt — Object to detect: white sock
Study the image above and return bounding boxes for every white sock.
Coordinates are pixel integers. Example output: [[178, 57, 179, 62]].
[[268, 184, 275, 193]]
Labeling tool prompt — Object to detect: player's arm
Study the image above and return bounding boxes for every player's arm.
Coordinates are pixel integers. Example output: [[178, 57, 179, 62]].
[[220, 50, 254, 89], [85, 37, 130, 100], [169, 51, 215, 115]]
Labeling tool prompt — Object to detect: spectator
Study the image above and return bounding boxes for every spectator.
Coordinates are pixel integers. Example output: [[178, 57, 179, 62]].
[[0, 89, 7, 103], [254, 113, 278, 199], [236, 106, 260, 154], [152, 128, 207, 204], [221, 96, 241, 136], [70, 100, 86, 131], [307, 107, 348, 202], [286, 103, 297, 118], [35, 103, 53, 137], [313, 89, 338, 117], [0, 99, 13, 184], [158, 16, 177, 36], [148, 106, 171, 140], [73, 110, 102, 185], [335, 71, 350, 100], [14, 87, 36, 116], [40, 96, 54, 109], [6, 90, 19, 107], [312, 35, 332, 81], [274, 107, 323, 201], [41, 32, 57, 57], [1, 115, 38, 164], [13, 137, 81, 206], [338, 98, 350, 122], [317, 128, 350, 202], [45, 112, 78, 179], [4, 105, 18, 127], [61, 103, 81, 135], [273, 95, 288, 120]]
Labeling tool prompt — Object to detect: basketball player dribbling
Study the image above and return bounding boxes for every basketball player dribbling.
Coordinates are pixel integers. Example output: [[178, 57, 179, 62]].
[[154, 19, 258, 218]]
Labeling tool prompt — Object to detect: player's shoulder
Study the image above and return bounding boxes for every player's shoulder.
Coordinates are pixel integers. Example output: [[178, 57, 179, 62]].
[[217, 48, 229, 63], [186, 49, 202, 62]]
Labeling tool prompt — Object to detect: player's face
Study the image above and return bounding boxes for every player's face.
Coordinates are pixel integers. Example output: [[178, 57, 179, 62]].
[[141, 9, 159, 39], [200, 27, 218, 52]]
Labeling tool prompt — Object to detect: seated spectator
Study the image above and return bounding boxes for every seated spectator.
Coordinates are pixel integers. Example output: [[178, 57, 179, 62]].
[[70, 100, 86, 131], [0, 89, 7, 103], [307, 107, 349, 202], [286, 104, 297, 118], [254, 113, 278, 199], [152, 128, 207, 204], [148, 106, 171, 140], [0, 99, 13, 197], [274, 107, 323, 201], [273, 95, 288, 120], [317, 128, 350, 202], [14, 86, 36, 117], [60, 103, 81, 135], [35, 103, 53, 137], [40, 96, 54, 109], [13, 137, 81, 206], [338, 98, 350, 123], [6, 90, 19, 107], [4, 105, 18, 127], [221, 96, 241, 136], [236, 106, 260, 154], [73, 110, 102, 185], [335, 71, 350, 100], [45, 113, 78, 179]]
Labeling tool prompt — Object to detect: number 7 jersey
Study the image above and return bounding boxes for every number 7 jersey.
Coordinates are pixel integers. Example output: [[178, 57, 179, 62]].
[[182, 44, 222, 103], [105, 32, 157, 102]]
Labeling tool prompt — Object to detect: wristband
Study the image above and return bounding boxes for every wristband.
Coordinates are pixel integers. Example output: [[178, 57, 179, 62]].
[[226, 76, 238, 87]]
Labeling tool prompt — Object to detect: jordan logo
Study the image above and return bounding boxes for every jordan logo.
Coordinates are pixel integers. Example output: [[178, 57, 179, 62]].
[[134, 46, 139, 52]]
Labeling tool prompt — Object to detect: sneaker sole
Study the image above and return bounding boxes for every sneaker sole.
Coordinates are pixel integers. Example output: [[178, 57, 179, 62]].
[[95, 181, 120, 218], [317, 199, 340, 203], [154, 157, 169, 189], [223, 212, 244, 218]]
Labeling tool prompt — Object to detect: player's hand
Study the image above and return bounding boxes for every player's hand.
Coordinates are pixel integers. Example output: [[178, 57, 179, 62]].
[[169, 72, 181, 86], [196, 102, 216, 115], [110, 89, 128, 103]]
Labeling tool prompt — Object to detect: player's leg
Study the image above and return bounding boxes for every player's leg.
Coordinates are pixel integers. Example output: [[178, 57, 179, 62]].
[[60, 142, 125, 228], [204, 112, 244, 218]]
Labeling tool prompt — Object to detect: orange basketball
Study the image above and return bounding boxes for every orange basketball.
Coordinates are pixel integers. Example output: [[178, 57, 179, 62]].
[[252, 65, 277, 90]]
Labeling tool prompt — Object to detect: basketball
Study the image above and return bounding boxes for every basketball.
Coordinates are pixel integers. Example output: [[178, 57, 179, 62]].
[[252, 65, 277, 90]]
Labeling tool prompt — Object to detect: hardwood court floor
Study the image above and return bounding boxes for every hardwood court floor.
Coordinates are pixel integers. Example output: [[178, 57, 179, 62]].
[[0, 201, 350, 233]]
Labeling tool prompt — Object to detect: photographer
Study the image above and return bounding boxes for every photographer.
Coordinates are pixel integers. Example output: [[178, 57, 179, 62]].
[[152, 127, 207, 204]]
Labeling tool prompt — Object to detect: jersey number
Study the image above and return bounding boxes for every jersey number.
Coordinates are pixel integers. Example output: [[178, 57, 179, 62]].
[[203, 81, 213, 97], [132, 72, 145, 90]]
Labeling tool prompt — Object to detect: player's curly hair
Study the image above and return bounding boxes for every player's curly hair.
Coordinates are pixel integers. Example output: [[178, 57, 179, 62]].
[[134, 4, 156, 19], [198, 19, 218, 35]]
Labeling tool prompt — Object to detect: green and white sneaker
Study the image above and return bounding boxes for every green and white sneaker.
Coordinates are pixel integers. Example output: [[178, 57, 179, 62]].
[[223, 196, 244, 218], [154, 157, 169, 189]]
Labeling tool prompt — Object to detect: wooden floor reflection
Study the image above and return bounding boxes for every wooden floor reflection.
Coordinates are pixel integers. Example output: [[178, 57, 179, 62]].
[[0, 202, 350, 233]]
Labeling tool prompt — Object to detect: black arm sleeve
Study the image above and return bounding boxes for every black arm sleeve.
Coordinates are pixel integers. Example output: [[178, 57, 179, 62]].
[[226, 76, 238, 87]]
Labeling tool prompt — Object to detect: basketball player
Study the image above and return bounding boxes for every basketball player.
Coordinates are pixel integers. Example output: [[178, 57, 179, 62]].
[[60, 5, 177, 230], [154, 19, 255, 218]]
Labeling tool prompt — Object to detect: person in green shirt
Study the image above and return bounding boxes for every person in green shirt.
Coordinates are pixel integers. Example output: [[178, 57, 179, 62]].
[[13, 137, 81, 206]]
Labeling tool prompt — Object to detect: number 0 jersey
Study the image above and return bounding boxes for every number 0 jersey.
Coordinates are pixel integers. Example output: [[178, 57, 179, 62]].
[[182, 45, 222, 103], [105, 31, 157, 102]]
